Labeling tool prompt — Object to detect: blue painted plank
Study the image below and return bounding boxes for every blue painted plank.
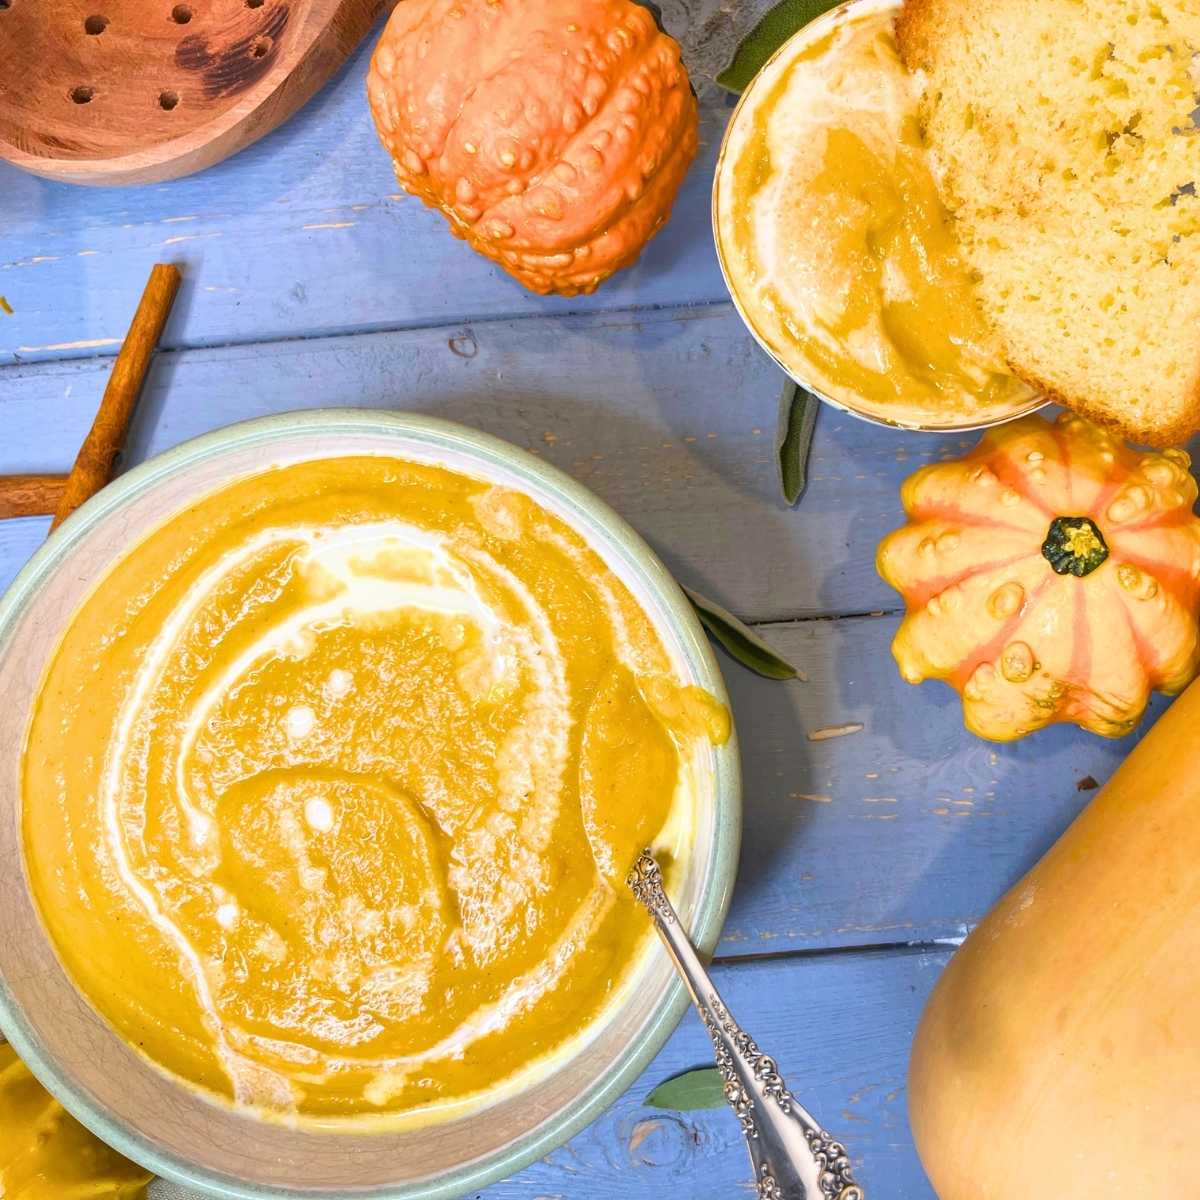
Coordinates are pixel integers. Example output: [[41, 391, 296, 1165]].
[[2, 501, 1143, 955], [0, 307, 988, 622], [0, 317, 1165, 958], [485, 947, 946, 1200], [717, 612, 1169, 954], [0, 32, 735, 366], [0, 518, 51, 587], [148, 946, 949, 1200]]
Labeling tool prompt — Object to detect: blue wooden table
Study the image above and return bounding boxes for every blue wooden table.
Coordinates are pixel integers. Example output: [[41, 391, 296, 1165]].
[[0, 26, 1163, 1200]]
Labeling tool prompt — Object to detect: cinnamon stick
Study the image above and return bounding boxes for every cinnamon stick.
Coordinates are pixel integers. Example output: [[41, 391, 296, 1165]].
[[49, 263, 182, 531], [0, 474, 68, 520]]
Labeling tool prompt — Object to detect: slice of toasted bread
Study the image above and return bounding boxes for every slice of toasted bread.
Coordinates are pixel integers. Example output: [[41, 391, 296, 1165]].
[[897, 0, 1200, 446]]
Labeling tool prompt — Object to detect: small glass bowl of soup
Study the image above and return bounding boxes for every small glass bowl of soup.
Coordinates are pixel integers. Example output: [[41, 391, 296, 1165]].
[[0, 411, 741, 1199], [713, 0, 1046, 433]]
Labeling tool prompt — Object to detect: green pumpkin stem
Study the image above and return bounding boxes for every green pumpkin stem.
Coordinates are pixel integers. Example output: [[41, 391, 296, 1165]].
[[1042, 516, 1110, 577]]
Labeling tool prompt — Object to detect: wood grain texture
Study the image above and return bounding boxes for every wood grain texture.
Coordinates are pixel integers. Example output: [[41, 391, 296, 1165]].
[[715, 613, 1169, 954], [146, 946, 950, 1199], [0, 48, 733, 365], [0, 0, 392, 186], [0, 306, 1001, 620], [0, 316, 1173, 957]]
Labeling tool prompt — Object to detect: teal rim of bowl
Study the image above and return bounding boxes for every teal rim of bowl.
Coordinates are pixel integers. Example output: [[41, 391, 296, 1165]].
[[0, 408, 743, 1200]]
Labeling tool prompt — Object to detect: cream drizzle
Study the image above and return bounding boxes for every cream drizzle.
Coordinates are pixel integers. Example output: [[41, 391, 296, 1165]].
[[97, 516, 603, 1111]]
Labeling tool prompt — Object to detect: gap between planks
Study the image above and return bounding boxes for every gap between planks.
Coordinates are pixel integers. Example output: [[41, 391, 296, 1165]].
[[2, 294, 737, 370], [745, 607, 902, 629], [712, 938, 958, 970]]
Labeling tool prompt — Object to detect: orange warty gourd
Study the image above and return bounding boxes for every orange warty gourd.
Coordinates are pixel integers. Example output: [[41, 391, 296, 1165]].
[[366, 0, 699, 296], [877, 411, 1200, 740], [909, 675, 1200, 1198]]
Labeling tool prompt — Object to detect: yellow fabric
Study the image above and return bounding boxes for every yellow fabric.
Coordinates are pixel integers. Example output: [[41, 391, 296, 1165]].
[[0, 1044, 151, 1199]]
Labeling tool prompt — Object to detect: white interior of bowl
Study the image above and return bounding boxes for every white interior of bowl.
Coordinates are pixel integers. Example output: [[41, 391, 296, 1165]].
[[0, 411, 741, 1199]]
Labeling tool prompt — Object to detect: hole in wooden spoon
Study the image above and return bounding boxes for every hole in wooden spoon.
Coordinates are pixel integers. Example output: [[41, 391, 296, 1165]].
[[71, 85, 95, 104], [159, 90, 180, 111], [171, 4, 192, 22], [0, 2, 12, 11], [250, 36, 271, 58], [84, 14, 109, 33], [246, 0, 264, 7]]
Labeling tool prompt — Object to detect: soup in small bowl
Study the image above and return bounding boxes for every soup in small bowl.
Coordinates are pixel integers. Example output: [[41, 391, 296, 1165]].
[[713, 0, 1045, 432]]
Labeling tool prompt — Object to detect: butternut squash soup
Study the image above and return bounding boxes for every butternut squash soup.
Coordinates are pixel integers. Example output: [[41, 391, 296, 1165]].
[[22, 456, 728, 1126]]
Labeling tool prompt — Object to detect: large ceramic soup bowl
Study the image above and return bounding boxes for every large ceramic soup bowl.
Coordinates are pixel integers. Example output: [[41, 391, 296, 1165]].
[[0, 410, 741, 1199]]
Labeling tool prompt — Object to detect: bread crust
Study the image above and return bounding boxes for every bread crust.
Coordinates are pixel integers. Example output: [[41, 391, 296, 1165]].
[[1010, 358, 1200, 449], [894, 0, 1200, 448], [893, 0, 942, 70]]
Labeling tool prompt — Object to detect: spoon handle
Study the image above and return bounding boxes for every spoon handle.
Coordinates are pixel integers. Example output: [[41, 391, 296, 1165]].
[[628, 852, 864, 1200]]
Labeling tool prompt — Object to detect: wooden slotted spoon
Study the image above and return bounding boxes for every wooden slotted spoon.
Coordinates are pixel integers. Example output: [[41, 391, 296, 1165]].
[[0, 0, 393, 186]]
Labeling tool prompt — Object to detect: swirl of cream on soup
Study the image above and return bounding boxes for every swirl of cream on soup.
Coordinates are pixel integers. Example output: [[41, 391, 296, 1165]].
[[24, 458, 728, 1124]]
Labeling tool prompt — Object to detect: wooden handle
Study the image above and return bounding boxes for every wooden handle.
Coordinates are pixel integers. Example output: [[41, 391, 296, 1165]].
[[49, 263, 181, 531], [0, 475, 69, 520]]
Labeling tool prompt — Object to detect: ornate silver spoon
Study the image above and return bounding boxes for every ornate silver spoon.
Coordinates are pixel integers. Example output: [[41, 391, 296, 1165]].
[[628, 851, 864, 1200]]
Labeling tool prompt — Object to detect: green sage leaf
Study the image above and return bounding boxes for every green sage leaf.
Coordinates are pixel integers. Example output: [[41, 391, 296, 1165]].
[[778, 379, 820, 507], [685, 587, 800, 681], [716, 0, 845, 93], [645, 1067, 727, 1111]]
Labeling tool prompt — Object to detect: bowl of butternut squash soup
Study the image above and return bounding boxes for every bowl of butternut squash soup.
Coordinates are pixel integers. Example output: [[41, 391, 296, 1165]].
[[0, 411, 740, 1198]]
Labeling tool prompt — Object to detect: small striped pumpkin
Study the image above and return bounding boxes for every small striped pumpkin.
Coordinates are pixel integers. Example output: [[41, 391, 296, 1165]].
[[878, 412, 1200, 740]]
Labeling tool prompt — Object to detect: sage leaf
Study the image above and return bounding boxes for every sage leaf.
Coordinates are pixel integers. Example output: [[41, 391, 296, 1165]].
[[778, 379, 820, 507], [685, 587, 800, 681], [716, 0, 845, 93], [645, 1067, 727, 1111]]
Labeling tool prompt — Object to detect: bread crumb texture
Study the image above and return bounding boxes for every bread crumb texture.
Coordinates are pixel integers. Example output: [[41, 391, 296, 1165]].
[[897, 0, 1200, 444]]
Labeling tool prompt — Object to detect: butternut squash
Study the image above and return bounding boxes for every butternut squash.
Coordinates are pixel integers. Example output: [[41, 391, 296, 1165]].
[[908, 677, 1200, 1197]]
